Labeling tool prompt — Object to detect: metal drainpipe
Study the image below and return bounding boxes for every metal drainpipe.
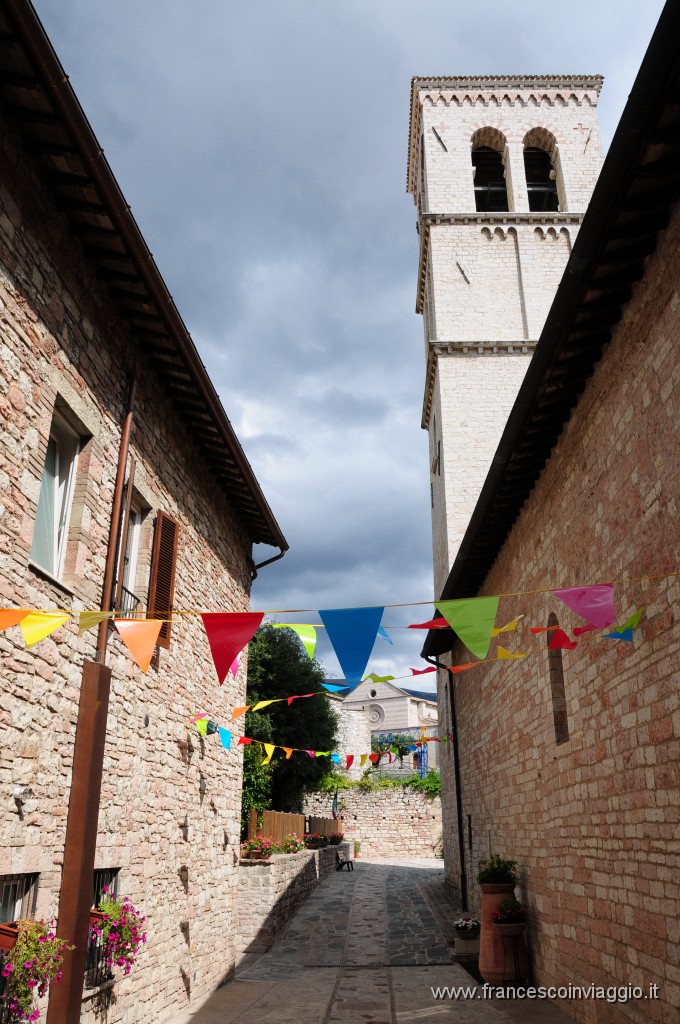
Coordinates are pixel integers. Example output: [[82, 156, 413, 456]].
[[250, 546, 286, 581], [425, 654, 468, 911]]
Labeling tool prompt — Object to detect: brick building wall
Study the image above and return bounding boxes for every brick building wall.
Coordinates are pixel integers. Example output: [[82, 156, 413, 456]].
[[0, 106, 258, 1021], [437, 199, 680, 1023]]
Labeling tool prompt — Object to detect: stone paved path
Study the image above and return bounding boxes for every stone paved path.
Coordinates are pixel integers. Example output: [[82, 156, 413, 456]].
[[165, 858, 575, 1024]]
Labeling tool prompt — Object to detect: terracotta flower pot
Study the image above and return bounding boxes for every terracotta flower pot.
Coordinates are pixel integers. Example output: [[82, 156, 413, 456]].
[[479, 883, 528, 984], [493, 921, 526, 936], [0, 922, 19, 952], [455, 926, 480, 941]]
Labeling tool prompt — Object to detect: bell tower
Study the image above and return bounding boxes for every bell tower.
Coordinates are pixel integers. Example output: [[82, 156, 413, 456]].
[[407, 76, 604, 593]]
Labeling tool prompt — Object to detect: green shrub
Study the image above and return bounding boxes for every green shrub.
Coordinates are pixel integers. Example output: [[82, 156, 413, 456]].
[[476, 853, 518, 885]]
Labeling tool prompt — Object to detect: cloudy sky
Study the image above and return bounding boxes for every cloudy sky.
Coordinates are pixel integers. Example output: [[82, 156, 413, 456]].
[[33, 0, 665, 685]]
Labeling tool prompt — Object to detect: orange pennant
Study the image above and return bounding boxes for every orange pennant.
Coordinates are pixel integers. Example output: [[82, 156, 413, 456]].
[[114, 619, 163, 672], [0, 609, 29, 631], [281, 747, 293, 759], [230, 705, 252, 721]]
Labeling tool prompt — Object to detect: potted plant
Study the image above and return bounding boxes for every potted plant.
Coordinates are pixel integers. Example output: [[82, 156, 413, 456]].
[[453, 916, 480, 940], [477, 854, 523, 985], [240, 836, 278, 859], [0, 922, 19, 953], [492, 896, 526, 936], [277, 833, 306, 854], [353, 840, 361, 859], [89, 888, 147, 976], [0, 919, 73, 1022], [303, 833, 327, 850], [328, 832, 344, 846]]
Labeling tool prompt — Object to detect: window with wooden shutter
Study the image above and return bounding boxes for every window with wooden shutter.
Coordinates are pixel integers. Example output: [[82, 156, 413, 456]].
[[147, 510, 179, 649]]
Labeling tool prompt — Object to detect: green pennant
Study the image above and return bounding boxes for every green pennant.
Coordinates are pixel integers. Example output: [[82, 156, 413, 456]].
[[434, 596, 500, 660]]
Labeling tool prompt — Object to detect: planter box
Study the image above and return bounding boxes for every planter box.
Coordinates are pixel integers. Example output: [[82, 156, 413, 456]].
[[0, 922, 19, 953]]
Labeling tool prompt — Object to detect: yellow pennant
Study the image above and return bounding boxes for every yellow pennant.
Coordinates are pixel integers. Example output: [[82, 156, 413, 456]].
[[251, 699, 280, 712], [20, 611, 70, 648], [262, 743, 276, 765], [491, 615, 525, 637], [78, 611, 113, 634], [496, 646, 527, 660], [360, 754, 368, 767]]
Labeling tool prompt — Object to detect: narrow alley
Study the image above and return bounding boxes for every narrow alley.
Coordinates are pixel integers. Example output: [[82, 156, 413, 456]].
[[166, 859, 574, 1024]]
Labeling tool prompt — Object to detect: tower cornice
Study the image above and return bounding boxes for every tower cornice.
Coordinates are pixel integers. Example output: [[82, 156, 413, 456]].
[[407, 74, 604, 194], [415, 213, 584, 315], [421, 340, 537, 430]]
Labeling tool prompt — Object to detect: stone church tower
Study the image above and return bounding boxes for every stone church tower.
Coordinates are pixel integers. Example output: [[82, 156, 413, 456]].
[[407, 77, 604, 594]]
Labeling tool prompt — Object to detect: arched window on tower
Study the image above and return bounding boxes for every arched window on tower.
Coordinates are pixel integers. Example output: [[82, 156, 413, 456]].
[[470, 128, 509, 212], [523, 128, 560, 211]]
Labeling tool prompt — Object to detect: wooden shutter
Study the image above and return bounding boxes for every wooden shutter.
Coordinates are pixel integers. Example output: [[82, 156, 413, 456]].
[[147, 510, 179, 649]]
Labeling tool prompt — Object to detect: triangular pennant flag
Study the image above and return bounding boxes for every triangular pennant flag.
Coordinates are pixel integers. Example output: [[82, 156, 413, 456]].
[[603, 628, 633, 642], [316, 751, 330, 757], [229, 655, 240, 677], [251, 699, 279, 712], [363, 673, 394, 683], [551, 584, 615, 629], [114, 618, 163, 672], [282, 747, 293, 759], [200, 612, 264, 684], [377, 626, 393, 645], [318, 606, 384, 690], [492, 615, 524, 636], [531, 625, 560, 634], [331, 754, 340, 764], [408, 617, 449, 629], [549, 629, 578, 651], [321, 682, 349, 693], [360, 754, 368, 767], [0, 609, 30, 631], [230, 706, 251, 721], [195, 718, 209, 736], [368, 752, 380, 764], [609, 607, 644, 635], [496, 646, 527, 660], [449, 662, 478, 674], [287, 692, 316, 705], [435, 597, 499, 660], [305, 750, 316, 758], [78, 611, 113, 634], [218, 727, 232, 750], [272, 623, 317, 660], [190, 713, 208, 722], [573, 623, 599, 637], [237, 736, 252, 746], [262, 743, 276, 765], [410, 666, 436, 675], [346, 755, 354, 771], [20, 611, 70, 648]]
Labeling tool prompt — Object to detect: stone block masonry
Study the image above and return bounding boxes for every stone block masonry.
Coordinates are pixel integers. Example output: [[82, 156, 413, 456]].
[[236, 845, 349, 961], [304, 789, 442, 858]]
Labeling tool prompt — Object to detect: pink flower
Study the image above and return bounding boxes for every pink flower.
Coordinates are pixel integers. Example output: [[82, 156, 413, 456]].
[[2, 962, 13, 976]]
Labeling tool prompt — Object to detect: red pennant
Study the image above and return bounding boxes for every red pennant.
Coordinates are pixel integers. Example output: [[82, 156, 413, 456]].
[[573, 623, 598, 636], [448, 662, 478, 674], [549, 629, 578, 651], [237, 736, 252, 746], [201, 612, 264, 684], [287, 692, 315, 705], [345, 755, 354, 771], [410, 666, 436, 675], [530, 625, 560, 634], [368, 752, 380, 764]]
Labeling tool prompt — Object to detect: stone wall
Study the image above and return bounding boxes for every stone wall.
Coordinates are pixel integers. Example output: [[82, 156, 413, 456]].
[[437, 202, 680, 1021], [304, 789, 442, 858], [0, 95, 257, 1023], [331, 701, 371, 779], [236, 845, 349, 960]]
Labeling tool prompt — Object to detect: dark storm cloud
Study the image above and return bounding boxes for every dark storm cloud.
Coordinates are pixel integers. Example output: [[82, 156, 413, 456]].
[[33, 0, 665, 684]]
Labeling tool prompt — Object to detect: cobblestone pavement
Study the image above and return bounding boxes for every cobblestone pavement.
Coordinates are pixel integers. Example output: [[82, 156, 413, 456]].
[[165, 858, 575, 1024]]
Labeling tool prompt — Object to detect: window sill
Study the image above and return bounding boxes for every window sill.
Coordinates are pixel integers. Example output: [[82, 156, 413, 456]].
[[27, 561, 77, 599]]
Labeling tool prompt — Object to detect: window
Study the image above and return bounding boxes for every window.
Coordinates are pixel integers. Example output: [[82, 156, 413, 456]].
[[523, 129, 560, 212], [92, 867, 119, 907], [115, 502, 144, 616], [470, 129, 509, 212], [147, 510, 179, 649], [547, 612, 569, 744], [30, 413, 80, 578], [0, 873, 38, 923]]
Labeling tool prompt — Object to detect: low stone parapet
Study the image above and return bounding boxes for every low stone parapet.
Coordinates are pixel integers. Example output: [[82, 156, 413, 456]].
[[236, 843, 350, 961]]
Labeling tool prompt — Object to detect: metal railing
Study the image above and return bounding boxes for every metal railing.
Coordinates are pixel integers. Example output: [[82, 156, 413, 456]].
[[116, 585, 141, 617], [0, 970, 18, 1023], [84, 931, 113, 990]]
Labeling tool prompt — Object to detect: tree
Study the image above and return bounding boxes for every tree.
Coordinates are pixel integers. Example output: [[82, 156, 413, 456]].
[[243, 625, 338, 812]]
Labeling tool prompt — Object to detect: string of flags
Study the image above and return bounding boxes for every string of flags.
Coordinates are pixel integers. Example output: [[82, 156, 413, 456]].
[[0, 579, 654, 684]]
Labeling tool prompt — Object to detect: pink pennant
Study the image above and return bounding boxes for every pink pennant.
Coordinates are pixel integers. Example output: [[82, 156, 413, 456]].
[[201, 612, 264, 684], [190, 713, 208, 722], [408, 617, 449, 629], [573, 623, 599, 637], [229, 655, 240, 677], [551, 584, 615, 629], [549, 629, 578, 651], [305, 750, 316, 758], [345, 755, 354, 771], [410, 666, 436, 675]]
